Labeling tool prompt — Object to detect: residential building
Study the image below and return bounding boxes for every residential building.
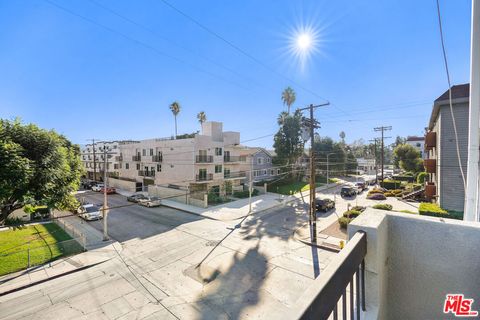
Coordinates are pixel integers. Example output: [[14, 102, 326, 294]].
[[425, 83, 469, 212], [238, 148, 279, 183], [356, 157, 376, 175], [405, 136, 426, 158], [114, 121, 247, 195]]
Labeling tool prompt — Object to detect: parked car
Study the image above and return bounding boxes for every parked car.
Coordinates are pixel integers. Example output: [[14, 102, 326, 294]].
[[367, 193, 387, 200], [127, 193, 148, 203], [355, 182, 367, 192], [91, 184, 104, 192], [315, 198, 335, 212], [341, 186, 357, 197], [77, 204, 103, 221], [100, 187, 116, 194], [138, 196, 162, 207]]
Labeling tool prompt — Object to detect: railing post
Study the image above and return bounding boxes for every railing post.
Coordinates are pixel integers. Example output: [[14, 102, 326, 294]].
[[27, 248, 30, 269]]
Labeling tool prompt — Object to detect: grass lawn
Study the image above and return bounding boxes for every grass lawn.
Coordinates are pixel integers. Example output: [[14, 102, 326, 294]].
[[270, 182, 324, 195], [0, 223, 83, 276]]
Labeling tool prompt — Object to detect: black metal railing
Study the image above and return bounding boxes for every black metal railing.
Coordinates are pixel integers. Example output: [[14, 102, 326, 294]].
[[223, 155, 247, 162], [196, 155, 213, 163], [132, 155, 141, 161], [138, 170, 155, 177], [224, 171, 246, 179], [152, 155, 163, 162], [196, 173, 213, 181], [297, 231, 367, 320], [115, 156, 123, 161]]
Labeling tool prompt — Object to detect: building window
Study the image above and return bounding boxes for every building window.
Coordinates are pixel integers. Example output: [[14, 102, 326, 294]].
[[257, 158, 263, 165], [151, 167, 155, 172], [114, 164, 119, 170], [267, 158, 271, 163], [126, 163, 129, 170], [215, 165, 222, 173], [215, 148, 222, 156], [199, 168, 207, 179], [262, 170, 267, 175], [136, 163, 140, 170], [277, 169, 280, 174], [150, 149, 154, 156], [142, 149, 146, 156], [157, 164, 161, 172]]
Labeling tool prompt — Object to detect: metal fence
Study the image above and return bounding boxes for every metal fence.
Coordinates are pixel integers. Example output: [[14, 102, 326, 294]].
[[55, 218, 87, 250]]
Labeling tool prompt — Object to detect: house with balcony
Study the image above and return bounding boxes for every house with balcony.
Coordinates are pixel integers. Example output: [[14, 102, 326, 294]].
[[238, 148, 279, 183], [424, 83, 469, 212], [113, 121, 247, 195]]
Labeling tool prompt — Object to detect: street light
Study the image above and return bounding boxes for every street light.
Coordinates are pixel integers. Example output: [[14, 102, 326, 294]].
[[326, 152, 336, 189]]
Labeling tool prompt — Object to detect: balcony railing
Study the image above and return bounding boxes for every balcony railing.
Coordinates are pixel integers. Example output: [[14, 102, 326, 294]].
[[296, 231, 366, 320], [425, 131, 436, 150], [132, 155, 141, 161], [115, 156, 123, 161], [424, 159, 436, 173], [224, 155, 247, 163], [196, 173, 213, 182], [152, 155, 163, 162], [425, 182, 436, 198], [224, 171, 247, 179], [196, 155, 213, 163], [138, 170, 155, 177]]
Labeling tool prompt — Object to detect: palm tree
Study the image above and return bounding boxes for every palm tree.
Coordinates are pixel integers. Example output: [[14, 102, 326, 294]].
[[197, 111, 207, 126], [169, 101, 181, 138], [281, 87, 296, 114], [277, 111, 289, 125], [339, 131, 346, 144]]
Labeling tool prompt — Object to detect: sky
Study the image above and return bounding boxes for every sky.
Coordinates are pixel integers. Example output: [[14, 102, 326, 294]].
[[0, 0, 473, 149]]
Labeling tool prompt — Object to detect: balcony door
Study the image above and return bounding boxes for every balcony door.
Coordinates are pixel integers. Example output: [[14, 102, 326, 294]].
[[198, 169, 207, 180], [224, 150, 230, 161]]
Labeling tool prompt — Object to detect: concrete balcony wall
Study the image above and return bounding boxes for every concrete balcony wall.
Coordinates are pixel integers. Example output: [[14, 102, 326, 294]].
[[349, 209, 480, 320]]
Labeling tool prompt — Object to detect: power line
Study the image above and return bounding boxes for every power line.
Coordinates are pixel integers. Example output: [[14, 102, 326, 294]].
[[373, 126, 392, 182]]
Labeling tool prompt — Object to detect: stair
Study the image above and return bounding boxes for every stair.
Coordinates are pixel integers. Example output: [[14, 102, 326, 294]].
[[402, 188, 424, 200]]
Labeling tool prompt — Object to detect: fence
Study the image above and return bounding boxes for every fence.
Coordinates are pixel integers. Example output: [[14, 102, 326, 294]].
[[0, 238, 84, 277], [54, 218, 87, 250]]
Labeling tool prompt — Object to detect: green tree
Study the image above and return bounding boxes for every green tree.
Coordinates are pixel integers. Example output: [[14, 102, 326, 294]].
[[169, 101, 181, 138], [393, 144, 424, 172], [345, 151, 358, 173], [281, 87, 296, 114], [312, 137, 346, 175], [273, 110, 304, 167], [197, 111, 207, 126], [0, 119, 83, 223]]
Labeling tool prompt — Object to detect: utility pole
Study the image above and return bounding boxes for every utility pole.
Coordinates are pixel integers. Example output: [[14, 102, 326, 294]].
[[102, 148, 109, 241], [248, 155, 253, 213], [87, 139, 97, 181], [374, 126, 392, 182], [369, 138, 379, 185], [298, 102, 329, 243]]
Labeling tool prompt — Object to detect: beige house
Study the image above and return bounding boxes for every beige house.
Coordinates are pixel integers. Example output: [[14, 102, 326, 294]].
[[114, 122, 247, 195]]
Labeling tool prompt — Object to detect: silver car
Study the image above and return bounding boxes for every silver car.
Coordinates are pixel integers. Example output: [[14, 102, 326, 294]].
[[77, 203, 103, 221], [138, 196, 162, 207]]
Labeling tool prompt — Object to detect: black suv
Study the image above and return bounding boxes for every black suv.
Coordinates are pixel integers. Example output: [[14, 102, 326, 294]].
[[341, 186, 357, 197], [315, 198, 335, 212]]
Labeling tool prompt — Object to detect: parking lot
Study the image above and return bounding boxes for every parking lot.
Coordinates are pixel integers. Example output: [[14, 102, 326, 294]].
[[77, 191, 202, 243]]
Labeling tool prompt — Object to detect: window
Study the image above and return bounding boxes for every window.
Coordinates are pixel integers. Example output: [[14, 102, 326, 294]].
[[257, 157, 263, 165], [114, 164, 119, 170], [150, 149, 154, 156], [126, 163, 129, 170], [215, 147, 222, 156], [151, 167, 155, 172], [215, 165, 222, 173], [157, 164, 161, 172], [267, 158, 271, 163], [199, 169, 207, 179], [136, 163, 140, 170], [224, 168, 230, 176]]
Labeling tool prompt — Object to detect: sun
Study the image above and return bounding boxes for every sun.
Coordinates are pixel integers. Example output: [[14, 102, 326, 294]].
[[286, 24, 321, 71], [297, 33, 312, 51]]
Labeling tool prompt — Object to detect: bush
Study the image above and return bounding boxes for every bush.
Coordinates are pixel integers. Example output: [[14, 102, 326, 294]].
[[418, 202, 448, 217], [233, 189, 259, 198], [399, 209, 417, 214], [393, 175, 415, 182], [368, 188, 385, 194], [343, 210, 362, 218], [351, 206, 366, 212], [338, 217, 352, 229], [384, 192, 394, 197], [417, 172, 428, 184], [380, 179, 402, 190], [372, 204, 393, 211], [391, 189, 403, 195]]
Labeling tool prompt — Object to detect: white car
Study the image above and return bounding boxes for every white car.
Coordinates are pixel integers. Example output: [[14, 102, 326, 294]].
[[77, 204, 103, 221], [91, 184, 104, 192], [138, 196, 162, 207]]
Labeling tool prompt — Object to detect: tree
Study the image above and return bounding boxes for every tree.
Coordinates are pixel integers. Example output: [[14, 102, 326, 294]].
[[345, 151, 358, 173], [393, 144, 424, 172], [339, 131, 346, 144], [169, 101, 181, 138], [312, 137, 346, 175], [273, 110, 304, 167], [394, 135, 406, 147], [281, 87, 296, 114], [0, 119, 83, 224], [197, 111, 207, 126]]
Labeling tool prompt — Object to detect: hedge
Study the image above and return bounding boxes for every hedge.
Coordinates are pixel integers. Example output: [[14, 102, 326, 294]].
[[393, 175, 415, 183], [343, 210, 362, 218], [372, 204, 393, 211], [417, 172, 428, 184], [418, 203, 448, 217], [351, 206, 366, 212], [233, 189, 259, 198], [338, 217, 351, 229], [380, 179, 402, 190]]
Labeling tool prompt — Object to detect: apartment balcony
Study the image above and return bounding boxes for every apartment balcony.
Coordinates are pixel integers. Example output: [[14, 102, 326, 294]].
[[425, 131, 437, 150], [293, 209, 480, 319], [138, 170, 155, 177], [195, 173, 213, 182], [152, 155, 163, 162], [223, 155, 247, 163], [115, 156, 123, 162], [425, 182, 436, 198], [196, 155, 213, 163], [424, 158, 436, 173], [224, 171, 247, 179], [132, 155, 141, 161]]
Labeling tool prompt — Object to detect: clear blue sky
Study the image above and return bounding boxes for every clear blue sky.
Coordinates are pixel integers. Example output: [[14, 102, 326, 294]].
[[0, 0, 472, 148]]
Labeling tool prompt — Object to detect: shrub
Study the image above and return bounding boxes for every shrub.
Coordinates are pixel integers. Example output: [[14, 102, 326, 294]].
[[392, 175, 415, 182], [338, 217, 352, 229], [418, 202, 448, 217], [391, 189, 403, 195], [447, 210, 464, 220], [417, 172, 428, 184], [233, 189, 259, 198], [399, 209, 417, 214], [351, 206, 366, 212], [384, 192, 394, 197], [381, 179, 402, 190], [343, 210, 362, 218], [368, 188, 385, 194], [372, 204, 393, 211]]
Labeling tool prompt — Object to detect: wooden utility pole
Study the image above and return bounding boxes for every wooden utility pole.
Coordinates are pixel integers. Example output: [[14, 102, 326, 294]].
[[298, 102, 329, 243], [374, 126, 392, 182], [369, 138, 379, 184]]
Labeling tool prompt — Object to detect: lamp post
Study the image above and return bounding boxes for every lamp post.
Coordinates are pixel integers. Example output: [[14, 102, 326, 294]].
[[326, 152, 335, 189]]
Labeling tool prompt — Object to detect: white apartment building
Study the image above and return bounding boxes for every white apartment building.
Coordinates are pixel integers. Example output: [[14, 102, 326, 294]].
[[405, 136, 426, 159], [115, 122, 248, 195], [356, 157, 376, 175]]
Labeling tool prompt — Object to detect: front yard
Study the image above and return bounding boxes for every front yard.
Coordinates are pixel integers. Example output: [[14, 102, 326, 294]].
[[268, 181, 324, 195], [0, 223, 83, 276]]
